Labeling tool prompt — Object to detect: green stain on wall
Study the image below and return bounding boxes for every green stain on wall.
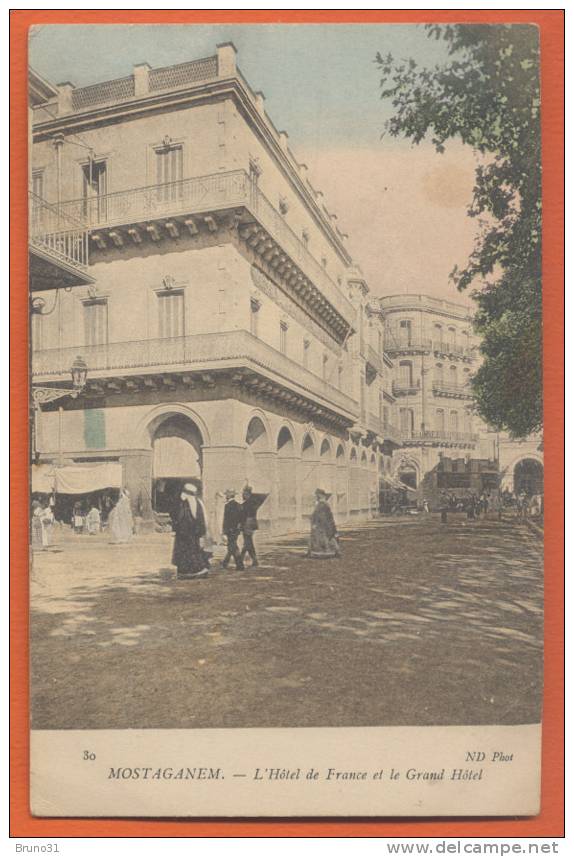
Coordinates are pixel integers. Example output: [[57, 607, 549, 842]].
[[84, 409, 106, 449]]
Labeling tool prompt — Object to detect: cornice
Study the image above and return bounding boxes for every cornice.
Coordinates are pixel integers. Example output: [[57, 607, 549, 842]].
[[32, 76, 353, 269]]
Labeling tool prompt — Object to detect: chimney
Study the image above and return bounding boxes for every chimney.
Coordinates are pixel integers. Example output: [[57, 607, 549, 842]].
[[254, 91, 266, 116], [57, 82, 75, 116], [217, 42, 237, 78], [278, 131, 289, 154], [133, 63, 150, 97], [299, 163, 309, 182]]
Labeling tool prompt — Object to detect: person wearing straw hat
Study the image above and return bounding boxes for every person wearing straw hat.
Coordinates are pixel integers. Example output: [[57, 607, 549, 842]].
[[221, 488, 244, 570], [171, 482, 209, 580], [307, 488, 340, 559]]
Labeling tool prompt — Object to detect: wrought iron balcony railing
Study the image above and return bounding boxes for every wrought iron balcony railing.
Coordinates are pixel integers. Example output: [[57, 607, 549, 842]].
[[29, 192, 89, 273], [366, 412, 401, 444], [364, 343, 383, 374], [431, 340, 475, 359], [32, 330, 359, 420], [385, 337, 432, 354], [55, 170, 355, 329], [392, 379, 421, 396], [432, 381, 474, 398], [401, 430, 478, 445]]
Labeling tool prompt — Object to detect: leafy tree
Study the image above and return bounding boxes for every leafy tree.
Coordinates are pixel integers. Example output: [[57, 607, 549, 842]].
[[377, 24, 541, 437]]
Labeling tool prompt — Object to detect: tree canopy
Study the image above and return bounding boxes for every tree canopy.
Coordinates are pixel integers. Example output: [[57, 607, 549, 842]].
[[377, 24, 541, 438]]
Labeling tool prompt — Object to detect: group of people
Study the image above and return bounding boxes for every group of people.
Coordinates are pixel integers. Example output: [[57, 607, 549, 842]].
[[171, 484, 265, 580], [171, 483, 341, 580], [73, 490, 134, 543], [31, 490, 134, 551], [502, 488, 543, 519], [31, 499, 54, 551]]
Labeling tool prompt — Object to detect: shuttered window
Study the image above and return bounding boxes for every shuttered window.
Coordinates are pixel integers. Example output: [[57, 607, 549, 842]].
[[158, 290, 184, 339], [84, 299, 108, 346], [156, 145, 183, 202]]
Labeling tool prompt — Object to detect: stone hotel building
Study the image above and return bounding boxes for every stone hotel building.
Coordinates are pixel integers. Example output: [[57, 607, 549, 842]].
[[30, 45, 402, 533], [29, 45, 543, 529]]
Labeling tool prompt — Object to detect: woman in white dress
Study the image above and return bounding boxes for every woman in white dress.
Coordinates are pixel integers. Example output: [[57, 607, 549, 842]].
[[108, 490, 134, 544]]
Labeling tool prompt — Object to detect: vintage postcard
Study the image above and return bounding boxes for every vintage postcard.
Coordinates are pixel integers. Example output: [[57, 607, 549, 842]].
[[26, 18, 551, 818]]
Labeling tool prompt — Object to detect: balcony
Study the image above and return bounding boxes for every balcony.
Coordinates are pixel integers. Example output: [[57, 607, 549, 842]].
[[431, 341, 475, 361], [32, 330, 359, 428], [366, 412, 401, 446], [55, 170, 355, 340], [392, 379, 421, 396], [364, 343, 383, 375], [432, 381, 474, 399], [385, 336, 432, 356], [401, 430, 478, 447], [29, 192, 93, 289]]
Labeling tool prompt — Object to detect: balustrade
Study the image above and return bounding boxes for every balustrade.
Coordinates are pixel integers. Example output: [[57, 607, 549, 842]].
[[32, 330, 359, 418]]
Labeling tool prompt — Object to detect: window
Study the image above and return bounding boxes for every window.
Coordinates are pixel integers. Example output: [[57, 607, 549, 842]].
[[449, 410, 459, 433], [434, 323, 443, 347], [399, 319, 412, 345], [157, 290, 184, 339], [338, 364, 343, 389], [31, 311, 44, 351], [399, 361, 413, 386], [400, 407, 414, 436], [82, 160, 107, 222], [83, 299, 108, 346], [435, 363, 444, 383], [302, 338, 310, 369], [302, 230, 309, 248], [447, 327, 457, 350], [322, 353, 328, 380], [436, 408, 445, 432], [321, 257, 327, 269], [250, 298, 261, 337], [280, 321, 288, 355], [155, 142, 183, 202], [449, 364, 458, 386], [31, 170, 45, 230], [383, 405, 389, 428], [378, 330, 383, 354]]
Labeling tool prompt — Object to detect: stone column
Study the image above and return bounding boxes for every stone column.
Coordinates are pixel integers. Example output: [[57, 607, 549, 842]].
[[252, 450, 278, 532], [122, 451, 153, 521], [277, 455, 298, 533], [201, 444, 247, 531]]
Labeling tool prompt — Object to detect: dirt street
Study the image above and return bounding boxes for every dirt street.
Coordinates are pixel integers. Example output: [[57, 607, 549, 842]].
[[30, 516, 543, 729]]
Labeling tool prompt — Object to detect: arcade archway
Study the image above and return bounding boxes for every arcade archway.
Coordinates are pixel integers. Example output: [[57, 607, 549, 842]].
[[150, 413, 203, 513], [514, 458, 543, 495]]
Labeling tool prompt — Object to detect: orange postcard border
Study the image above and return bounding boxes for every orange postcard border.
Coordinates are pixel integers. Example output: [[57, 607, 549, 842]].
[[9, 8, 565, 838]]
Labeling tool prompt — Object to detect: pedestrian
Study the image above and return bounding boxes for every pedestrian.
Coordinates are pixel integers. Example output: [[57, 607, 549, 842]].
[[40, 501, 55, 547], [240, 485, 266, 568], [31, 500, 46, 551], [72, 502, 84, 534], [85, 505, 101, 535], [422, 498, 430, 514], [171, 483, 209, 580], [221, 489, 244, 570], [109, 489, 134, 544], [307, 488, 340, 559]]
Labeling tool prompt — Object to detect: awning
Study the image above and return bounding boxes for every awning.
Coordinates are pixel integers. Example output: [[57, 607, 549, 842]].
[[31, 464, 56, 494], [380, 474, 418, 493], [31, 462, 123, 494]]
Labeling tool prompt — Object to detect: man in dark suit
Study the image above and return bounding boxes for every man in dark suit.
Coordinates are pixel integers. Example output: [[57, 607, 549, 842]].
[[221, 488, 244, 570]]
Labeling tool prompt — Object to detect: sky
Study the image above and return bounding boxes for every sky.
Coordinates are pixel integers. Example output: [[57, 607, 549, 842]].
[[30, 23, 479, 304]]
